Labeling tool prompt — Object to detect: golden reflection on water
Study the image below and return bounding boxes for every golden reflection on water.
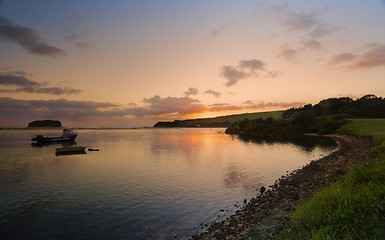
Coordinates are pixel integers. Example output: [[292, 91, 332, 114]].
[[69, 129, 333, 195]]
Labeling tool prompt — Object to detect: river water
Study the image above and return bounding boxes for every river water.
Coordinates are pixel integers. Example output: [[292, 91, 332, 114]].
[[0, 128, 337, 239]]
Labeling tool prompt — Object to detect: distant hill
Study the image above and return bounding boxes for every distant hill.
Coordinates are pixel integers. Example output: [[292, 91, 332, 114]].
[[28, 120, 62, 128], [153, 110, 284, 128]]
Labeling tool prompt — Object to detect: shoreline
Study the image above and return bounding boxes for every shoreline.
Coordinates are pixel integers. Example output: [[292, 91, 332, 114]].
[[0, 127, 150, 130], [192, 134, 375, 240]]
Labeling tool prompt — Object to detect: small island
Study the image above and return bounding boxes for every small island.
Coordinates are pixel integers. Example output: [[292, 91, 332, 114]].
[[28, 120, 62, 128]]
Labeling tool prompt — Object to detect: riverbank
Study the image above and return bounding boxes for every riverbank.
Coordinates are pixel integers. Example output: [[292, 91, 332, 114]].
[[192, 134, 375, 239]]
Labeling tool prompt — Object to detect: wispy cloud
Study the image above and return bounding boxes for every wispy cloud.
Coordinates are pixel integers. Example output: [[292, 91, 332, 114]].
[[206, 101, 304, 112], [276, 45, 298, 62], [0, 87, 81, 95], [239, 59, 265, 73], [243, 100, 305, 110], [204, 89, 221, 98], [125, 95, 207, 117], [64, 17, 92, 50], [0, 16, 66, 58], [209, 21, 237, 38], [65, 31, 91, 50], [328, 43, 385, 70], [0, 71, 81, 95], [208, 103, 242, 112], [72, 16, 86, 23], [345, 44, 385, 70], [183, 87, 199, 96], [220, 59, 279, 87], [328, 53, 356, 65], [268, 4, 343, 38], [0, 71, 39, 87], [276, 39, 324, 62], [301, 39, 324, 51]]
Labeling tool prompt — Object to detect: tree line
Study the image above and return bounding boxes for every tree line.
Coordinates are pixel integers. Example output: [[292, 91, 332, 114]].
[[226, 94, 385, 139], [283, 94, 385, 119]]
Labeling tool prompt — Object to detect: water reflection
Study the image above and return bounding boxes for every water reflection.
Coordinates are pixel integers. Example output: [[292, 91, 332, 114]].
[[31, 141, 77, 148], [237, 134, 338, 152], [0, 129, 338, 240], [55, 150, 86, 156], [224, 164, 263, 190], [224, 165, 245, 188]]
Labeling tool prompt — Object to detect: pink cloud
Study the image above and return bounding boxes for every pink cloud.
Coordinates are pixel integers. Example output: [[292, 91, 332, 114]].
[[328, 53, 356, 65], [276, 39, 324, 63], [328, 44, 385, 70], [276, 45, 298, 62], [346, 44, 385, 70]]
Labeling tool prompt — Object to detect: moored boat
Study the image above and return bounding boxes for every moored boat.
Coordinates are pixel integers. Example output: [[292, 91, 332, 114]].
[[31, 129, 77, 143], [55, 146, 86, 155]]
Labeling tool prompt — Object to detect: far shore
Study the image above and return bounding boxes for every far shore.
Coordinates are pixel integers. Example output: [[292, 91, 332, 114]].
[[0, 127, 153, 130], [192, 134, 375, 239], [0, 127, 229, 130]]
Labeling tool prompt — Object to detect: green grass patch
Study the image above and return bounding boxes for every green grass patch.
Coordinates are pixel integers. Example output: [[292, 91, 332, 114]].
[[339, 119, 385, 142], [277, 119, 385, 240], [278, 157, 385, 239]]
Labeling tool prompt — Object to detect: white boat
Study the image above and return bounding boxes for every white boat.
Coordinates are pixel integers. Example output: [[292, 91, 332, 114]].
[[55, 146, 86, 155]]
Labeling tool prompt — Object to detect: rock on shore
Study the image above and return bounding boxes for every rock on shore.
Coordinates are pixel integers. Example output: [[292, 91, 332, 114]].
[[192, 135, 374, 240]]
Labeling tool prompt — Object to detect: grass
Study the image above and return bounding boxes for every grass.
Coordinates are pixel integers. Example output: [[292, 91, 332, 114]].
[[186, 110, 283, 123], [277, 119, 385, 240], [339, 119, 385, 142]]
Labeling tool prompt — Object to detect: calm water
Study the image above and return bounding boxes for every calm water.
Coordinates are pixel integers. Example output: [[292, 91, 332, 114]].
[[0, 128, 337, 240]]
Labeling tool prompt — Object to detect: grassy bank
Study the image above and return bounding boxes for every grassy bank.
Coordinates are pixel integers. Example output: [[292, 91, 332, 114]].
[[339, 119, 385, 142], [277, 119, 385, 239], [153, 110, 283, 127]]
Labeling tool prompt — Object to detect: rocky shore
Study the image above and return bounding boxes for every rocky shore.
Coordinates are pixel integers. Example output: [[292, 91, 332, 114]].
[[192, 135, 375, 240]]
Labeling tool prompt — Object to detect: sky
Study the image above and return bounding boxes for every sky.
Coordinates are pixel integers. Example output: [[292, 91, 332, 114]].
[[0, 0, 385, 128]]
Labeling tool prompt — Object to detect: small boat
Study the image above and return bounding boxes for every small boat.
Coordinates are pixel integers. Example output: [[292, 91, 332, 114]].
[[88, 148, 99, 151], [55, 146, 86, 155], [31, 129, 77, 143]]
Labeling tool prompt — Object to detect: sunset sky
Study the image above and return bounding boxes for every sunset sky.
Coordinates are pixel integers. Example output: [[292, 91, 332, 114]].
[[1, 0, 385, 127]]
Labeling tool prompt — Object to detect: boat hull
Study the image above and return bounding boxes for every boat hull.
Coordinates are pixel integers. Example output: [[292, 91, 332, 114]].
[[55, 146, 86, 155], [31, 135, 77, 143]]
